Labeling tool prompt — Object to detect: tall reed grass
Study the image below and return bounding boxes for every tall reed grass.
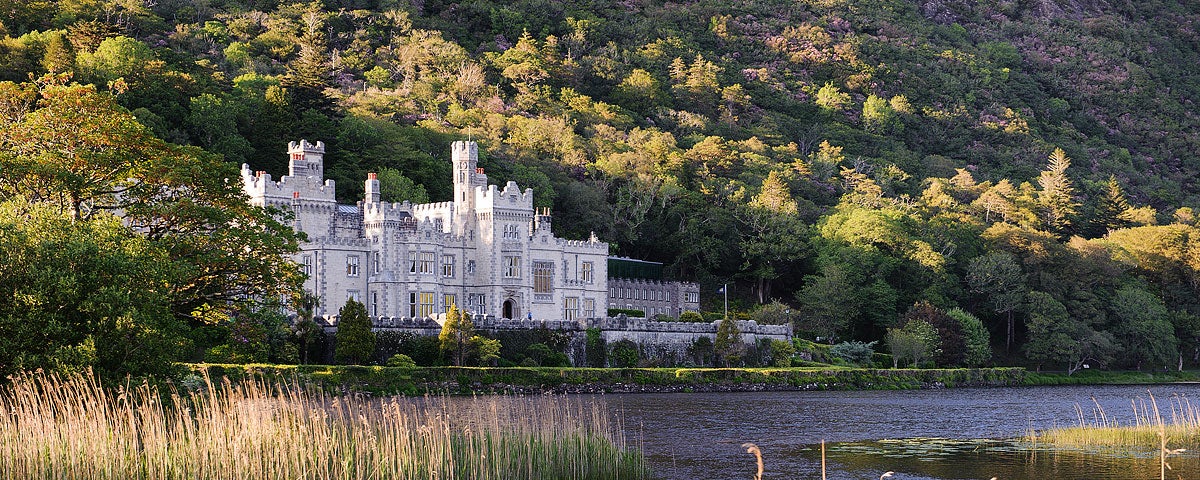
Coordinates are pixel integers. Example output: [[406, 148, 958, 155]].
[[1027, 392, 1200, 450], [0, 371, 647, 480]]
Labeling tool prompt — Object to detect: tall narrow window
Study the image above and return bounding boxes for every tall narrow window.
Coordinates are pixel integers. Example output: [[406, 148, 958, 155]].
[[409, 292, 417, 317], [419, 252, 435, 274], [419, 292, 435, 317], [583, 299, 595, 319], [373, 252, 381, 273], [503, 256, 521, 278], [533, 261, 554, 293], [467, 260, 476, 275], [302, 255, 313, 276], [563, 297, 579, 321], [371, 291, 378, 316], [346, 255, 360, 277], [468, 293, 486, 313], [442, 255, 455, 277], [581, 262, 594, 283]]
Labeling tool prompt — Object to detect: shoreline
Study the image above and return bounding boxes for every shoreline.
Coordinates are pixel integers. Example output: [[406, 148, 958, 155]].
[[185, 364, 1200, 396]]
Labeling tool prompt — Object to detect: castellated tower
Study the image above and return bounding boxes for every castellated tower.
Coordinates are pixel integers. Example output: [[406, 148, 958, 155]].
[[451, 141, 486, 233], [364, 172, 381, 203], [289, 139, 325, 179]]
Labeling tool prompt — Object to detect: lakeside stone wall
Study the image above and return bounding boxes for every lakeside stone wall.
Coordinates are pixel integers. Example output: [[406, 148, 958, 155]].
[[317, 314, 792, 366]]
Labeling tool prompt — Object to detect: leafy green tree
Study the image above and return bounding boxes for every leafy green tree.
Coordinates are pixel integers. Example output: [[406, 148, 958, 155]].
[[947, 308, 991, 366], [468, 335, 502, 366], [334, 299, 375, 365], [1110, 285, 1177, 370], [387, 353, 417, 368], [862, 94, 897, 133], [741, 171, 809, 303], [765, 339, 794, 367], [815, 82, 849, 111], [751, 300, 799, 325], [610, 339, 640, 368], [1024, 291, 1114, 374], [585, 328, 606, 367], [75, 36, 152, 83], [0, 199, 185, 379], [966, 251, 1025, 351], [885, 327, 925, 368], [292, 292, 321, 365], [0, 78, 302, 341], [797, 265, 856, 341], [438, 304, 473, 366], [377, 167, 430, 204], [714, 317, 744, 367], [829, 341, 876, 366], [187, 93, 252, 164]]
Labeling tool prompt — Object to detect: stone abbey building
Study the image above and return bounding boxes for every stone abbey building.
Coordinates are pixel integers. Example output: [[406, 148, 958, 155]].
[[242, 139, 698, 322]]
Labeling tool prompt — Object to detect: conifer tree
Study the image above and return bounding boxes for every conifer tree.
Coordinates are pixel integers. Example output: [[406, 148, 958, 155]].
[[714, 316, 743, 367], [334, 299, 375, 365], [439, 304, 473, 366], [1036, 148, 1079, 237], [282, 8, 337, 117], [1087, 175, 1136, 237], [41, 31, 74, 74]]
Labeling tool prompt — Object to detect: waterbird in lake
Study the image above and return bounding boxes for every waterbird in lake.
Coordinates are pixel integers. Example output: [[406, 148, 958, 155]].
[[741, 442, 763, 480]]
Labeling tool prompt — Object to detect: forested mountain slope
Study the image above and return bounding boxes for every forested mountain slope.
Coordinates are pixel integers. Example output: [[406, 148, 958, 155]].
[[3, 0, 1200, 369]]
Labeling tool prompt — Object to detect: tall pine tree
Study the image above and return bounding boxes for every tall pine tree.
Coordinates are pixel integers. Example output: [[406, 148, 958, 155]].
[[1036, 148, 1079, 238], [1086, 175, 1135, 237], [281, 7, 337, 118]]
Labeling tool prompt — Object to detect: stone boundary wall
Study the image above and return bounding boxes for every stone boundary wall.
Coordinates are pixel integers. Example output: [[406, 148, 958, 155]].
[[317, 314, 792, 366], [317, 314, 790, 339]]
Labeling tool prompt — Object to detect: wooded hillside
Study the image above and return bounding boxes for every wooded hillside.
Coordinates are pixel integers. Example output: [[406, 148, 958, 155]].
[[3, 0, 1200, 370]]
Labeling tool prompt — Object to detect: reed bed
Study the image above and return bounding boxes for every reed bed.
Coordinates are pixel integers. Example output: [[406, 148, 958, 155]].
[[1027, 392, 1200, 450], [0, 371, 648, 480]]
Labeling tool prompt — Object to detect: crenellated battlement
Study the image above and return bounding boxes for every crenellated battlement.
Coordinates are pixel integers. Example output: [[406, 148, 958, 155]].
[[477, 182, 535, 209], [556, 238, 609, 251], [451, 140, 477, 162], [411, 201, 455, 215], [241, 164, 336, 201], [361, 200, 414, 217], [289, 139, 325, 154]]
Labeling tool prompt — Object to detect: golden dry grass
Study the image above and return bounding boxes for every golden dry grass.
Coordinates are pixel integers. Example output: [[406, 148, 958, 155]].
[[1028, 392, 1200, 450], [0, 371, 647, 480]]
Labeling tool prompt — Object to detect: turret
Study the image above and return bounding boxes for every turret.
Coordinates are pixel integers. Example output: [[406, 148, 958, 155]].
[[365, 172, 380, 203], [288, 139, 325, 178], [451, 140, 478, 203]]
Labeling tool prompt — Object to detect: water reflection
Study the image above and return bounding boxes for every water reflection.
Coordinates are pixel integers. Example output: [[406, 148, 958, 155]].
[[606, 385, 1200, 480]]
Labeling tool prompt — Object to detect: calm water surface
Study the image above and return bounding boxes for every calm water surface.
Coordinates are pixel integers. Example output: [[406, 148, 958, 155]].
[[605, 385, 1200, 480]]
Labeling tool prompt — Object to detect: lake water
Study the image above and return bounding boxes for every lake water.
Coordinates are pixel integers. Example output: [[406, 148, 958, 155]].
[[605, 385, 1200, 480]]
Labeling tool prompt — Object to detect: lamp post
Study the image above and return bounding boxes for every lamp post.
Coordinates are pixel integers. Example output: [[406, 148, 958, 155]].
[[723, 283, 728, 320]]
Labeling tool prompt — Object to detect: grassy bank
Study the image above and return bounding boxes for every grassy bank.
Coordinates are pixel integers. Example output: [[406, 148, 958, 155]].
[[0, 371, 646, 480], [1023, 369, 1200, 386], [189, 364, 1028, 395], [1028, 392, 1200, 455]]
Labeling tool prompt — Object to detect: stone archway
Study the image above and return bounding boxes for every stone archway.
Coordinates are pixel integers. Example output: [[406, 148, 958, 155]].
[[503, 299, 515, 319]]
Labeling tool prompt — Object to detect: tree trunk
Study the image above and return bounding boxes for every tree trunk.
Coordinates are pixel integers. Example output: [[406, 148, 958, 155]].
[[1005, 310, 1014, 352]]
